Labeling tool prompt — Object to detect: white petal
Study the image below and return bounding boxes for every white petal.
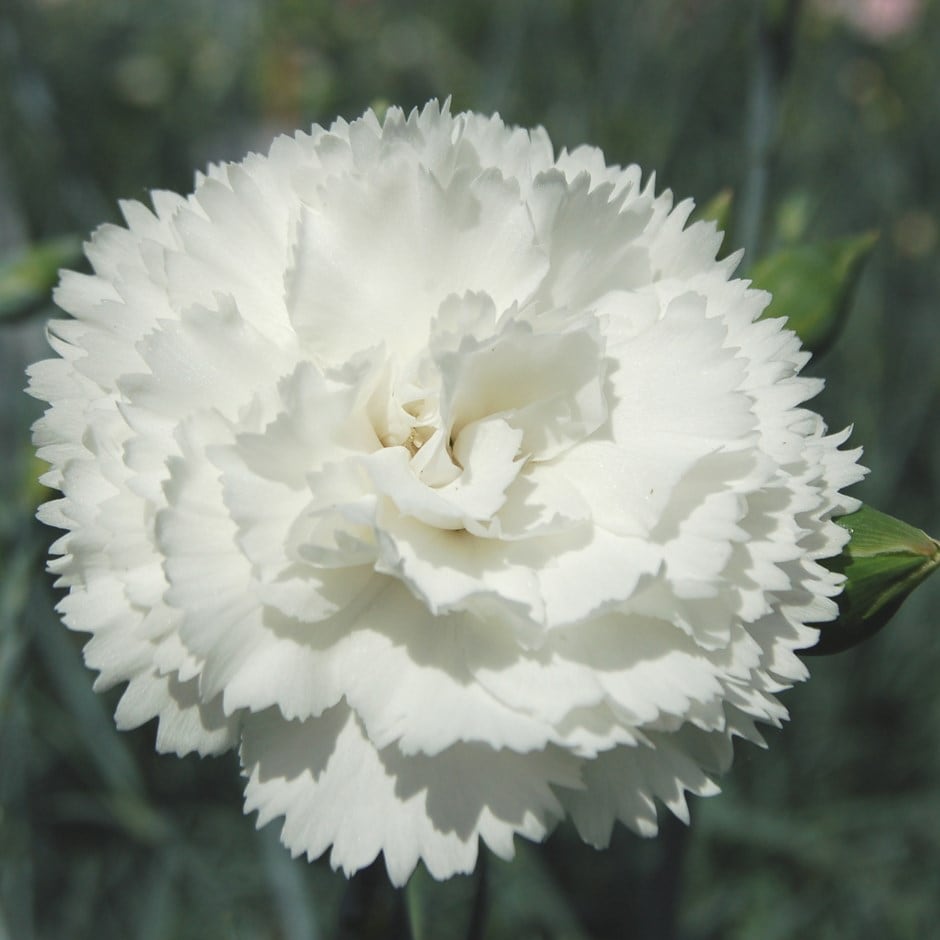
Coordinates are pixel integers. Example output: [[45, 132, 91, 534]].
[[435, 300, 608, 460], [115, 670, 239, 757], [560, 732, 721, 845], [241, 704, 581, 885], [286, 165, 548, 364]]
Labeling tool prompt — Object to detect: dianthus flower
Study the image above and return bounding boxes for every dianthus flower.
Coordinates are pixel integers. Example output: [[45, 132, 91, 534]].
[[29, 100, 864, 883]]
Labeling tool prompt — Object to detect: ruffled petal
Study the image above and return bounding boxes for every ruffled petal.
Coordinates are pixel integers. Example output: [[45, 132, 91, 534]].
[[241, 703, 581, 886]]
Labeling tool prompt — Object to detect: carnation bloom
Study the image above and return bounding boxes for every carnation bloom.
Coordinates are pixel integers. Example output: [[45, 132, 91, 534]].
[[29, 100, 864, 884]]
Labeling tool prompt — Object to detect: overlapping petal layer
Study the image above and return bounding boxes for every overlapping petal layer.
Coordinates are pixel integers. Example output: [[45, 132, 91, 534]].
[[30, 100, 864, 884]]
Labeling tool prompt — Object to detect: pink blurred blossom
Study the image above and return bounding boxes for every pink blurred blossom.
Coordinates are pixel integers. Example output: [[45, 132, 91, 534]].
[[814, 0, 924, 41]]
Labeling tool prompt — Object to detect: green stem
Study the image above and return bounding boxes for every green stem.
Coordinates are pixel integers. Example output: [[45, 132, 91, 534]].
[[338, 861, 408, 940], [465, 850, 488, 940]]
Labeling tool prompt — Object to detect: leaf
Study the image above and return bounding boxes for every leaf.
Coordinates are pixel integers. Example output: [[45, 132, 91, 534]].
[[33, 597, 146, 795], [809, 505, 940, 654], [750, 230, 878, 354], [405, 844, 593, 940], [486, 845, 591, 940], [23, 452, 58, 510], [258, 828, 321, 940], [0, 235, 83, 323], [0, 531, 40, 712], [692, 188, 734, 259], [693, 187, 734, 234], [405, 861, 484, 940]]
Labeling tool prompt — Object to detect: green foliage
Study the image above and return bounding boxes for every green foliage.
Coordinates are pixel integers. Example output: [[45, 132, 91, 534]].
[[750, 230, 879, 354], [0, 236, 81, 323], [485, 847, 593, 940], [405, 863, 483, 940], [693, 187, 734, 234], [405, 847, 595, 940], [692, 187, 735, 259], [811, 505, 940, 655]]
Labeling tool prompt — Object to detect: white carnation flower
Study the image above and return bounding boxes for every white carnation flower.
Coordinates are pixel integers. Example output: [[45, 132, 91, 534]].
[[29, 100, 865, 884]]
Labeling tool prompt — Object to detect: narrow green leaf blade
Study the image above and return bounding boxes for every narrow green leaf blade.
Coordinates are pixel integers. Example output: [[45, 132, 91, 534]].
[[486, 845, 591, 940], [0, 235, 83, 323], [694, 187, 734, 233], [810, 505, 940, 654], [405, 862, 483, 940], [751, 230, 878, 353], [692, 188, 734, 259]]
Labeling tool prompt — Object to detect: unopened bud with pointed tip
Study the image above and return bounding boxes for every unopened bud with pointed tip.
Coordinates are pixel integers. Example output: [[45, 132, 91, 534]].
[[810, 505, 940, 654]]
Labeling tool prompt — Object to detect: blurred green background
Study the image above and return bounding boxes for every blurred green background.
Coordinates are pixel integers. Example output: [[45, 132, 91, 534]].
[[1, 1, 939, 938]]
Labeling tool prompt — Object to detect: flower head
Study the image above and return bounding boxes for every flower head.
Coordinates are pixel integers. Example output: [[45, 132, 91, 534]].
[[29, 100, 864, 884]]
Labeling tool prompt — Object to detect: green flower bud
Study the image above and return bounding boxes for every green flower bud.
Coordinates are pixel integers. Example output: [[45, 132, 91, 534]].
[[810, 505, 940, 654]]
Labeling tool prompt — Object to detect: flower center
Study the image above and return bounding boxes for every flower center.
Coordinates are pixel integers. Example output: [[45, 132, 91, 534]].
[[371, 366, 465, 489], [402, 422, 435, 457]]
